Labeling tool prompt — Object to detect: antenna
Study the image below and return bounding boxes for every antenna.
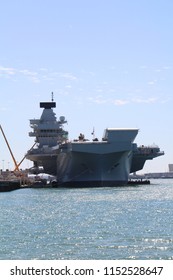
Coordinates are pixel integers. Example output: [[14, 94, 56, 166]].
[[51, 92, 54, 102]]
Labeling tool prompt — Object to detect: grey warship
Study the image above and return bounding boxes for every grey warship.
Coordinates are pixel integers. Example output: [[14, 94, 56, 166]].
[[26, 97, 164, 187]]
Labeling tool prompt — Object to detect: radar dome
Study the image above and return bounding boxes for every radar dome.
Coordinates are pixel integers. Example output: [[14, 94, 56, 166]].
[[60, 116, 65, 122]]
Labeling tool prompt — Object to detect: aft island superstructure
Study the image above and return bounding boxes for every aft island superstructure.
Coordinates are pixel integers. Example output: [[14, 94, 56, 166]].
[[26, 98, 164, 187]]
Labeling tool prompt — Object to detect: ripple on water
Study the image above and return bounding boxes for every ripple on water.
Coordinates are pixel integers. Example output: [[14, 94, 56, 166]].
[[0, 181, 173, 259]]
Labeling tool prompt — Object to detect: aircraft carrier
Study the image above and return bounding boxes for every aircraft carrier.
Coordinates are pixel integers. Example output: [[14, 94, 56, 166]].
[[26, 97, 164, 187]]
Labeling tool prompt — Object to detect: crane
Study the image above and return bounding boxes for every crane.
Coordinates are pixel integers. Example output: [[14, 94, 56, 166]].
[[0, 125, 20, 172], [13, 142, 36, 172], [0, 125, 37, 172]]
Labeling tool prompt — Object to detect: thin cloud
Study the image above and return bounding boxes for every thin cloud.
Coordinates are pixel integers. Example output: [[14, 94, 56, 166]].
[[139, 65, 148, 69], [19, 69, 40, 83], [59, 72, 78, 81], [113, 99, 129, 106], [0, 106, 8, 111], [163, 66, 172, 70], [0, 65, 40, 83], [88, 95, 159, 106], [132, 97, 158, 104], [148, 79, 157, 85], [39, 67, 49, 72], [41, 71, 78, 82], [88, 96, 109, 104], [0, 65, 78, 83], [0, 66, 16, 75], [88, 96, 129, 106], [19, 69, 38, 76]]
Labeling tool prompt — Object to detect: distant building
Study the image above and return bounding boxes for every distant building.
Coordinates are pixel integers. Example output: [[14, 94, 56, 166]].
[[144, 164, 173, 179], [168, 164, 173, 172]]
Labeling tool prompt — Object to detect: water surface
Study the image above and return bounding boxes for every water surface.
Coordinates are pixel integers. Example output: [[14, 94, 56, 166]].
[[0, 179, 173, 259]]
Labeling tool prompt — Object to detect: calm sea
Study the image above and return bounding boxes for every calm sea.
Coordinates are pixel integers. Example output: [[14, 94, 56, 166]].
[[0, 179, 173, 260]]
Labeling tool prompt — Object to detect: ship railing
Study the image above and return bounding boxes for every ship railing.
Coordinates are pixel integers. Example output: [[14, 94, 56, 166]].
[[139, 144, 159, 148], [135, 145, 162, 155]]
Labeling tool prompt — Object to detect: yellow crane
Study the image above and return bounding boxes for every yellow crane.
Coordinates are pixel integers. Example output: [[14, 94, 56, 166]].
[[0, 125, 36, 173], [0, 125, 20, 172], [13, 142, 36, 172]]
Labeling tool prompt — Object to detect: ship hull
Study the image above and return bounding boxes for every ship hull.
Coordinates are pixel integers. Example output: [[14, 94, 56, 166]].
[[27, 128, 139, 187], [56, 141, 133, 187], [27, 146, 164, 185]]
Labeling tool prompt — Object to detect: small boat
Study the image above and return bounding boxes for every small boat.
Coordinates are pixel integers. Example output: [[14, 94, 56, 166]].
[[128, 179, 150, 185], [0, 180, 21, 192]]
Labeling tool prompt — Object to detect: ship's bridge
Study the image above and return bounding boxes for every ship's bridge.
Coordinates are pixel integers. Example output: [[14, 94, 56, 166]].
[[28, 101, 68, 147]]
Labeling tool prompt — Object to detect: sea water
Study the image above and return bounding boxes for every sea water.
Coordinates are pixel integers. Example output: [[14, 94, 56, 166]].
[[0, 179, 173, 260]]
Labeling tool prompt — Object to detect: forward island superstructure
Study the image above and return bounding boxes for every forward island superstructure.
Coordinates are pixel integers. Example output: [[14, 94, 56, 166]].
[[26, 97, 164, 187], [27, 101, 68, 175]]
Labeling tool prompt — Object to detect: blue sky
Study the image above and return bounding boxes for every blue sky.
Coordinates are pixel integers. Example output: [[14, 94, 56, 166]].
[[0, 0, 172, 173]]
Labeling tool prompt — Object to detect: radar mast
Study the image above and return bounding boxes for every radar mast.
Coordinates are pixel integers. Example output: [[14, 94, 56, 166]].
[[51, 92, 54, 102]]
